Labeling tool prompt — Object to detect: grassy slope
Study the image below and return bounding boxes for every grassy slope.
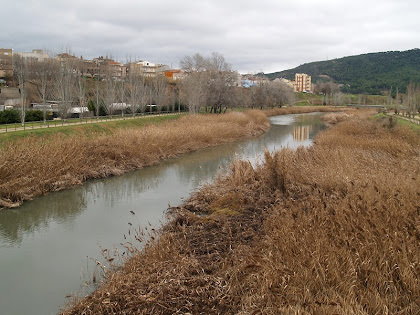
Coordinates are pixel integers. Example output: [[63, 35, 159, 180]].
[[0, 115, 182, 144], [62, 109, 419, 314]]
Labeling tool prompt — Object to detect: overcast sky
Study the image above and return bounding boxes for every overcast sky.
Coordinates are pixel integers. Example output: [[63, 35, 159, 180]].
[[2, 0, 419, 73]]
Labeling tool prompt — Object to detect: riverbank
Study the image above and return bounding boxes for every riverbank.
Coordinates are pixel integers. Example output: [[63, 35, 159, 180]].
[[0, 111, 270, 208], [0, 107, 344, 209], [62, 109, 419, 314]]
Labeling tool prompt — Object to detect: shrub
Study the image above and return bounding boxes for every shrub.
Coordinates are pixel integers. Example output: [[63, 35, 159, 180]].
[[25, 110, 44, 122], [0, 109, 20, 124]]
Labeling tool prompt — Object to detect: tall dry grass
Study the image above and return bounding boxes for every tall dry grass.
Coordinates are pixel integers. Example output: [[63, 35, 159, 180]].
[[62, 110, 419, 314], [0, 110, 269, 208]]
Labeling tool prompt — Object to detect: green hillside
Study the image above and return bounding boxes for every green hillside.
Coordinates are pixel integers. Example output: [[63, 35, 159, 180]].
[[266, 49, 420, 94]]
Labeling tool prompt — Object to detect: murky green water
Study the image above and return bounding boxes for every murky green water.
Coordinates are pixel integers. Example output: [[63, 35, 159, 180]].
[[0, 113, 325, 315]]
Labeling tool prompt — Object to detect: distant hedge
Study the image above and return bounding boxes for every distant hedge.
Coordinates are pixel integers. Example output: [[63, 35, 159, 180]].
[[25, 110, 45, 122], [0, 109, 47, 124], [0, 109, 20, 124]]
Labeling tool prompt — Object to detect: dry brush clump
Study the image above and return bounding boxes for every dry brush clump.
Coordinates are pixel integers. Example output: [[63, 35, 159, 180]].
[[0, 110, 270, 208], [62, 110, 419, 314]]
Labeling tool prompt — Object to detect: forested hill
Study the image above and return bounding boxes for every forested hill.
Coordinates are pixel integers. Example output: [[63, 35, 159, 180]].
[[266, 49, 420, 94]]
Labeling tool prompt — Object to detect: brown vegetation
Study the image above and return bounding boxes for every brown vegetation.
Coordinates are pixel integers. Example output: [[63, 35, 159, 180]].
[[62, 110, 419, 314], [0, 111, 269, 208]]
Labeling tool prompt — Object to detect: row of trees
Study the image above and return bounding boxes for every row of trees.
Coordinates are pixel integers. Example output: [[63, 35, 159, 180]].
[[179, 52, 294, 113], [404, 83, 420, 118], [13, 55, 184, 125], [390, 84, 420, 117], [10, 52, 296, 125]]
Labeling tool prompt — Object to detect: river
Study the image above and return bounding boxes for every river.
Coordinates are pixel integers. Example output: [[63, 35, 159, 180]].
[[0, 113, 326, 315]]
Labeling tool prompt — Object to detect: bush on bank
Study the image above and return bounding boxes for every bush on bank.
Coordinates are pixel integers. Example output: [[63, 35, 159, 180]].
[[0, 109, 20, 124], [0, 109, 47, 124]]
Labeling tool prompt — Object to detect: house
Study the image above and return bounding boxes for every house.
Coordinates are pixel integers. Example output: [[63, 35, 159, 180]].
[[164, 69, 185, 80]]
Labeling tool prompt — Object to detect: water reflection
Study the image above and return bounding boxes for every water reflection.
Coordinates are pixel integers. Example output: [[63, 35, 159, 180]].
[[0, 189, 87, 248], [0, 113, 326, 315], [293, 125, 311, 141]]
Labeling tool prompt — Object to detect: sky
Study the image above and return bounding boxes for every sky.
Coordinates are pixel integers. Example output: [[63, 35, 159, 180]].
[[2, 0, 419, 74]]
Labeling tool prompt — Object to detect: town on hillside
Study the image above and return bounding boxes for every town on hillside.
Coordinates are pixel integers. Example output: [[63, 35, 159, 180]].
[[0, 48, 312, 121]]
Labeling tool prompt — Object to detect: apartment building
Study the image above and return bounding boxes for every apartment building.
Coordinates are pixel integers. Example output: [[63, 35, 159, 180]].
[[2, 47, 169, 81], [0, 49, 13, 78], [127, 61, 158, 77], [92, 57, 126, 79], [14, 49, 50, 61], [1, 49, 51, 78], [293, 73, 312, 92], [127, 61, 168, 78]]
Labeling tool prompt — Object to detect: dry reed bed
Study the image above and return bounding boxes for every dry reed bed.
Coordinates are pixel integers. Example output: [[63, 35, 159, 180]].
[[0, 110, 269, 208], [62, 111, 419, 314]]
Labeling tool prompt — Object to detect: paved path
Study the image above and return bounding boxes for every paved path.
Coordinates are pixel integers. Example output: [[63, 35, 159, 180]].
[[386, 112, 420, 125]]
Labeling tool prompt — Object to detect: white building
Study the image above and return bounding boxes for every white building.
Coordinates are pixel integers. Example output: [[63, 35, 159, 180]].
[[14, 49, 50, 61]]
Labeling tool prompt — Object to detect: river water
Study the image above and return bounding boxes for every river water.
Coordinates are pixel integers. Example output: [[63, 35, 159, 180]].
[[0, 113, 325, 315]]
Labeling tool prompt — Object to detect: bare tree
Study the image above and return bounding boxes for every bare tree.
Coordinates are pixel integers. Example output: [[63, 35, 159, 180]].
[[269, 81, 295, 107], [13, 55, 28, 125], [179, 52, 236, 114], [127, 69, 151, 116], [30, 58, 58, 122], [229, 86, 251, 110], [166, 84, 177, 113], [207, 52, 232, 72], [152, 76, 168, 113], [102, 70, 117, 116], [94, 76, 101, 117], [180, 53, 207, 72], [394, 87, 400, 115], [315, 81, 340, 105], [405, 83, 419, 119], [246, 80, 293, 109], [332, 92, 344, 106], [53, 57, 78, 119], [179, 71, 208, 114], [76, 73, 86, 119], [206, 71, 237, 113]]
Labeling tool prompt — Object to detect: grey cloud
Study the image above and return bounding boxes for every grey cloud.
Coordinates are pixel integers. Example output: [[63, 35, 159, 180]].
[[1, 0, 419, 73]]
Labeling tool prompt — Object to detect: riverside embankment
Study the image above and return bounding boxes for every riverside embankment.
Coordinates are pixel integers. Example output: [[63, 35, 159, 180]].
[[0, 110, 271, 208], [1, 109, 334, 315], [63, 110, 419, 314]]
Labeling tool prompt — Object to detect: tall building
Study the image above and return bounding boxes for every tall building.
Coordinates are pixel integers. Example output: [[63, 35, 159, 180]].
[[293, 73, 311, 92]]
